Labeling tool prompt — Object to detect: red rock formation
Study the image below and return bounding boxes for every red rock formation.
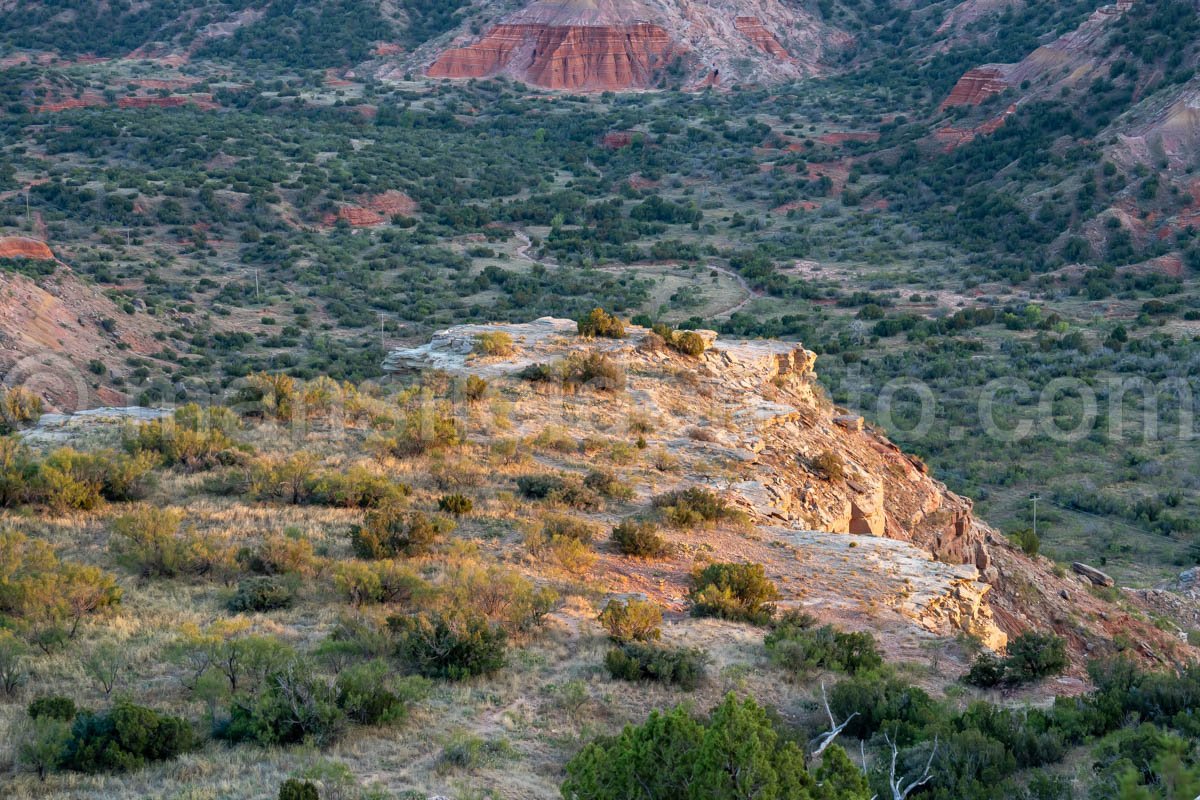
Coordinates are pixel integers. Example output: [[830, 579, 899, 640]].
[[734, 16, 792, 61], [600, 131, 635, 148], [323, 206, 386, 228], [364, 190, 418, 217], [118, 95, 189, 109], [0, 237, 55, 261], [130, 78, 198, 90], [32, 93, 106, 113], [818, 131, 880, 145], [940, 66, 1009, 110], [428, 21, 674, 90]]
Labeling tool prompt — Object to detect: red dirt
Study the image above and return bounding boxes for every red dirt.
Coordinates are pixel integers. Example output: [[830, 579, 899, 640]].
[[373, 43, 404, 57]]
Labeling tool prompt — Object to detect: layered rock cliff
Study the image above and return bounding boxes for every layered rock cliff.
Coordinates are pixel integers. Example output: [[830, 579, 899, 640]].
[[417, 0, 850, 90]]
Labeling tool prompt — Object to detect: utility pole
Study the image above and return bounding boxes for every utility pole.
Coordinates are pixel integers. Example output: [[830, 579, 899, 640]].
[[379, 312, 386, 350], [1030, 493, 1039, 540], [25, 188, 31, 230], [254, 269, 259, 301]]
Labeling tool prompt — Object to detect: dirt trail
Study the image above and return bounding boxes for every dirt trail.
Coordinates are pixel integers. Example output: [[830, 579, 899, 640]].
[[513, 228, 756, 317]]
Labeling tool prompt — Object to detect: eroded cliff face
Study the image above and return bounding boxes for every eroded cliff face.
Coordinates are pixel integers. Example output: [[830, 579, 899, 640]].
[[428, 21, 675, 91], [416, 0, 849, 90], [0, 236, 55, 261]]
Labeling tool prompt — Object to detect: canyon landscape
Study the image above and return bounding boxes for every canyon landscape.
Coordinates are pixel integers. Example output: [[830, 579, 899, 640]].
[[0, 1, 1199, 798]]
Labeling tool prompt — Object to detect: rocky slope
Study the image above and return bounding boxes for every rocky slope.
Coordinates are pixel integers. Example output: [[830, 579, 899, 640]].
[[386, 318, 1192, 666], [419, 0, 850, 89]]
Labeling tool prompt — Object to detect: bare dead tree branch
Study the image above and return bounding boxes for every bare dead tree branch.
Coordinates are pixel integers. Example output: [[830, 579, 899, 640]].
[[883, 732, 939, 800], [810, 683, 859, 760]]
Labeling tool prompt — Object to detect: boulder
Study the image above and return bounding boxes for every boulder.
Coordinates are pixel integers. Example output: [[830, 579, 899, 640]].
[[1073, 562, 1115, 587]]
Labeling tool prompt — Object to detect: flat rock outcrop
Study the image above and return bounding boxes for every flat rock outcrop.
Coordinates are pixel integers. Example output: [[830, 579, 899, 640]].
[[384, 318, 1194, 663]]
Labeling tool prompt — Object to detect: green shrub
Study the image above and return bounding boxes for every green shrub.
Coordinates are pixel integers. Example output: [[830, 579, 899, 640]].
[[517, 473, 600, 509], [612, 518, 671, 558], [564, 352, 626, 391], [1010, 527, 1040, 557], [764, 619, 882, 675], [334, 660, 429, 726], [460, 375, 489, 402], [653, 487, 747, 528], [391, 611, 507, 680], [350, 509, 455, 559], [28, 695, 77, 722], [577, 308, 626, 339], [62, 701, 196, 773], [603, 643, 707, 691], [0, 531, 122, 635], [583, 469, 634, 500], [562, 695, 867, 800], [332, 560, 429, 607], [125, 404, 242, 470], [228, 576, 297, 613], [651, 324, 710, 357], [306, 466, 410, 509], [438, 493, 473, 515], [279, 779, 319, 800], [474, 331, 515, 356], [111, 507, 234, 579], [0, 387, 43, 434], [438, 731, 517, 772], [689, 562, 779, 625], [225, 660, 345, 747], [598, 598, 662, 643], [543, 513, 601, 545], [0, 630, 28, 695], [965, 632, 1068, 687]]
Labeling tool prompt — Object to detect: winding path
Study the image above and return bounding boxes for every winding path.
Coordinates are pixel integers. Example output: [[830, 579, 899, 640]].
[[511, 228, 758, 318]]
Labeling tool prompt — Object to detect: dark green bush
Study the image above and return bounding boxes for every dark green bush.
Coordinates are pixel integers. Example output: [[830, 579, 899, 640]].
[[612, 519, 670, 558], [689, 562, 779, 625], [228, 576, 297, 613], [62, 701, 195, 773], [28, 695, 77, 722], [653, 487, 747, 528], [334, 660, 428, 726], [965, 632, 1068, 688], [225, 661, 345, 747], [279, 779, 319, 800], [391, 611, 507, 680], [516, 473, 567, 499], [562, 694, 867, 799], [764, 619, 883, 675], [350, 509, 455, 559], [604, 643, 707, 691], [438, 493, 474, 515], [583, 469, 634, 500]]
